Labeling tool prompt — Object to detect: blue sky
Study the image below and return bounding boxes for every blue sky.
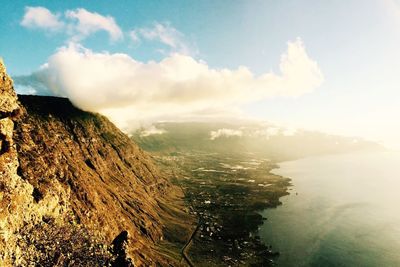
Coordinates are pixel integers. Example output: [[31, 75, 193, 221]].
[[1, 1, 400, 147]]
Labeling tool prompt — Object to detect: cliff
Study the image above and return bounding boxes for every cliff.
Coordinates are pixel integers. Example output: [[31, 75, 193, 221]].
[[0, 60, 192, 266]]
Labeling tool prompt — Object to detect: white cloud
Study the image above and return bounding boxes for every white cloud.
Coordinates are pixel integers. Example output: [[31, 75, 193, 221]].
[[129, 31, 140, 43], [20, 6, 122, 41], [139, 125, 167, 137], [130, 22, 195, 55], [15, 38, 323, 131], [210, 129, 243, 140], [20, 7, 187, 51], [20, 6, 64, 31], [65, 8, 123, 41]]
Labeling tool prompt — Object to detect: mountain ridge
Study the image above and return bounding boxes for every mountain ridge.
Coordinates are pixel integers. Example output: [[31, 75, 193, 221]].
[[132, 121, 384, 161], [0, 60, 192, 266]]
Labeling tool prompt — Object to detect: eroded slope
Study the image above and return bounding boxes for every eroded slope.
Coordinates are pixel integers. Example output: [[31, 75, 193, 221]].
[[0, 59, 192, 266]]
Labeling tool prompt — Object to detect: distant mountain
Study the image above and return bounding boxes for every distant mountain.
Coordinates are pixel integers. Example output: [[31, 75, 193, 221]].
[[131, 122, 384, 160]]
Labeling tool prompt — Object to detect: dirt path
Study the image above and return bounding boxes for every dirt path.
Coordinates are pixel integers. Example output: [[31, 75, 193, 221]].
[[181, 222, 200, 267]]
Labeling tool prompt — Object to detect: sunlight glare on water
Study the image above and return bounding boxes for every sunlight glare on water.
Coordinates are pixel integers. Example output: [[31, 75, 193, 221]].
[[260, 151, 400, 267]]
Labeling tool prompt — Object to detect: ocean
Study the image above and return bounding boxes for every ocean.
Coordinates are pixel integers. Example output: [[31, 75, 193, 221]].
[[259, 151, 400, 267]]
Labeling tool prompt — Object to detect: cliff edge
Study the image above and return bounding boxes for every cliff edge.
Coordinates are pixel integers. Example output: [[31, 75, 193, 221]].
[[0, 60, 193, 266]]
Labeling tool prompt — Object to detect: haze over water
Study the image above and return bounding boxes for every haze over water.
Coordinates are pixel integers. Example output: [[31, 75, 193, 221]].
[[260, 151, 400, 267]]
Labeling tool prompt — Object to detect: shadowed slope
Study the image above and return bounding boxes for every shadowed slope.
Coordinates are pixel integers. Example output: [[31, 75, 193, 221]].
[[14, 95, 192, 266]]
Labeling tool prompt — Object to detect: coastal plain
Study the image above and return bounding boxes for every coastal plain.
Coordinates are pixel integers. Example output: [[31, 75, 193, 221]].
[[147, 151, 291, 266]]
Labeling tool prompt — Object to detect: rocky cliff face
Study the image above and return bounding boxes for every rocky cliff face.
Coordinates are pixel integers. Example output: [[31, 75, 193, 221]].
[[0, 60, 191, 266], [0, 59, 57, 266]]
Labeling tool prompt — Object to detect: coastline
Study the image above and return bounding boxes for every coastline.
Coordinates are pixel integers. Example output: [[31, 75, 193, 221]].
[[159, 151, 386, 265], [154, 151, 292, 266]]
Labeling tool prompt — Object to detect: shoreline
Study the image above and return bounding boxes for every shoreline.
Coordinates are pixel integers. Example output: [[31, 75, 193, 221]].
[[155, 151, 292, 266]]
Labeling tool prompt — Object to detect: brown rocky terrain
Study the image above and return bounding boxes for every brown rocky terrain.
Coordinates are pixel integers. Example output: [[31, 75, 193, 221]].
[[0, 59, 193, 266]]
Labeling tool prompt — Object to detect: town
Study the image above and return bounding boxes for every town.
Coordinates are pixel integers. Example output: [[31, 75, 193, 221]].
[[154, 151, 291, 266]]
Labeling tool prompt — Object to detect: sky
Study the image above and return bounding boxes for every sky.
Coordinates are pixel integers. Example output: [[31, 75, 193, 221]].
[[1, 0, 400, 148]]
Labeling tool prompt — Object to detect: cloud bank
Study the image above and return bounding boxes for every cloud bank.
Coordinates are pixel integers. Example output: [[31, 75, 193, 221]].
[[15, 38, 323, 130]]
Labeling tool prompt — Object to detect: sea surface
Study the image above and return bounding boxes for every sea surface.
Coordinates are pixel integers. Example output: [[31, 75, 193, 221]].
[[259, 151, 400, 267]]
